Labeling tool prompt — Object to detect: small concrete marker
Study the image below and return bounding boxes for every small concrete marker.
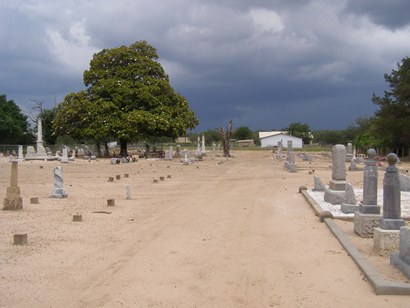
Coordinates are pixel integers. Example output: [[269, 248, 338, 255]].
[[107, 199, 115, 206], [124, 173, 129, 178], [298, 186, 307, 193], [167, 175, 171, 179], [108, 177, 114, 182], [72, 214, 82, 222], [116, 175, 121, 180], [160, 176, 165, 181], [30, 197, 39, 204], [13, 233, 27, 245]]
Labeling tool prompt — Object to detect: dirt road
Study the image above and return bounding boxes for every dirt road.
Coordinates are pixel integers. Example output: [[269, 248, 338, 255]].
[[0, 150, 408, 307]]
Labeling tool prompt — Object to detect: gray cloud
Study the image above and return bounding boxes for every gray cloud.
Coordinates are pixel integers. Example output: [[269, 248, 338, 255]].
[[1, 0, 410, 131], [343, 0, 410, 30]]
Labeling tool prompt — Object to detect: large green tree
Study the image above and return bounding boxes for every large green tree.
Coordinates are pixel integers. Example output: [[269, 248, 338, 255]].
[[372, 57, 410, 151], [0, 94, 33, 144], [232, 126, 253, 140], [54, 41, 198, 155], [283, 122, 312, 144]]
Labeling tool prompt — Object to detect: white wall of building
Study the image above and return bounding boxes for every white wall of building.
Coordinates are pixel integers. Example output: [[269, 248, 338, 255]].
[[260, 133, 303, 148]]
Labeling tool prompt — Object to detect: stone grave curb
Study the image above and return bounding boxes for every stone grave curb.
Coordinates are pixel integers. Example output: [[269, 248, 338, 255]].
[[324, 218, 410, 295], [300, 189, 410, 295]]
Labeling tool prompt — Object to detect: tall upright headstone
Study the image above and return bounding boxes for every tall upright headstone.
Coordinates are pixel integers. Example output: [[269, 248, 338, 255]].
[[354, 149, 381, 237], [61, 146, 69, 163], [18, 145, 24, 161], [373, 153, 405, 256], [345, 142, 353, 162], [284, 140, 296, 172], [3, 161, 23, 210], [201, 135, 206, 153], [287, 140, 295, 164], [25, 117, 52, 160], [36, 117, 47, 156], [50, 166, 68, 198], [277, 141, 283, 160], [324, 144, 347, 204], [379, 153, 405, 230], [360, 148, 380, 214], [196, 136, 201, 155]]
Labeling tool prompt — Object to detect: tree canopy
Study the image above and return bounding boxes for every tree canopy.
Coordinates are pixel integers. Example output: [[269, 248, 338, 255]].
[[0, 94, 32, 144], [54, 40, 198, 155], [371, 56, 410, 150], [283, 122, 312, 144], [232, 126, 254, 140]]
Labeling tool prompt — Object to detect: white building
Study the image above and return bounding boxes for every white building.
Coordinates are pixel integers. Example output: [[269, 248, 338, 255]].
[[258, 131, 303, 148]]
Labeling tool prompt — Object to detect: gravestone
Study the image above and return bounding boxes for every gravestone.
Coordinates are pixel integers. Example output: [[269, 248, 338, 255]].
[[196, 136, 201, 155], [341, 183, 358, 213], [50, 166, 68, 198], [277, 141, 283, 160], [201, 135, 206, 154], [18, 145, 24, 161], [399, 174, 410, 191], [373, 153, 405, 255], [182, 149, 190, 165], [345, 142, 353, 162], [25, 118, 49, 160], [354, 149, 381, 237], [61, 146, 69, 163], [284, 140, 296, 172], [379, 153, 405, 230], [125, 186, 131, 200], [390, 227, 410, 279], [164, 146, 173, 161], [313, 176, 325, 191], [324, 144, 347, 204], [2, 161, 23, 210]]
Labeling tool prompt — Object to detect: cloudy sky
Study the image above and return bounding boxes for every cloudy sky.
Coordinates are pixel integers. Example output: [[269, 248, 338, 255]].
[[1, 0, 410, 132]]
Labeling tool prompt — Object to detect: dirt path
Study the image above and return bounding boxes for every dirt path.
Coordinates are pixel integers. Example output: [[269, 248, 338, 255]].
[[0, 150, 409, 307]]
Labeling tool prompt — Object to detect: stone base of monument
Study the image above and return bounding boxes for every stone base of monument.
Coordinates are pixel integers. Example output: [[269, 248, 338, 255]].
[[359, 203, 381, 214], [341, 203, 359, 214], [390, 227, 410, 279], [284, 161, 297, 173], [13, 233, 27, 245], [72, 214, 82, 222], [3, 197, 23, 211], [379, 218, 405, 230], [354, 212, 381, 237], [323, 188, 345, 205], [329, 180, 347, 191], [50, 189, 68, 198], [373, 227, 400, 256]]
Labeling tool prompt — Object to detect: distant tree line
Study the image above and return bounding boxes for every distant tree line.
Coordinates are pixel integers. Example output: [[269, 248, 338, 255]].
[[1, 56, 409, 157]]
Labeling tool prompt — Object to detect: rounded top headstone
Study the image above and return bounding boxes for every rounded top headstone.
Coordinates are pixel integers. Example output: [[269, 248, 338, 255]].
[[367, 148, 376, 159], [386, 153, 398, 165]]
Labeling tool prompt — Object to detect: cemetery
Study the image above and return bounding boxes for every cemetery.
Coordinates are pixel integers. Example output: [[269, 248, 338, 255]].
[[1, 144, 410, 307]]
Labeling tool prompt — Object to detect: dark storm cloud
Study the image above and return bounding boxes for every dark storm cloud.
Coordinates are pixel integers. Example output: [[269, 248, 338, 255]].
[[1, 0, 409, 131], [343, 0, 410, 30]]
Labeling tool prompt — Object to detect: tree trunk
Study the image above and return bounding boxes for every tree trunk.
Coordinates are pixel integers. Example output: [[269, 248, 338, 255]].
[[104, 141, 109, 157], [120, 138, 128, 157], [95, 141, 102, 157], [218, 120, 233, 157]]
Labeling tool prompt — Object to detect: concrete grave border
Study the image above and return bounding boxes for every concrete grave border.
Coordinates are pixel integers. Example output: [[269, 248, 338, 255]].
[[300, 187, 410, 295]]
